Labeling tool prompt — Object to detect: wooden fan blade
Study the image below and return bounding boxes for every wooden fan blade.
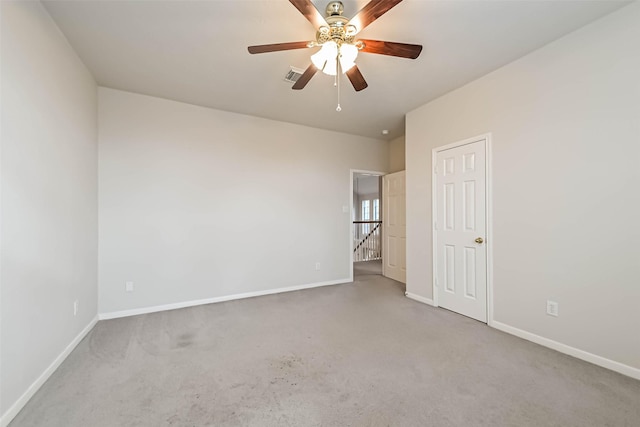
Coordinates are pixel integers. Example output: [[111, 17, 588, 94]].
[[349, 0, 403, 33], [358, 39, 422, 59], [289, 0, 327, 29], [346, 66, 368, 92], [292, 64, 318, 90], [248, 41, 311, 54]]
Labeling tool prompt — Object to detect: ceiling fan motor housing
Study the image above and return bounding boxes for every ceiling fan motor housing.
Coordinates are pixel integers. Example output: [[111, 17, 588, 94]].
[[317, 2, 356, 46], [326, 1, 344, 16]]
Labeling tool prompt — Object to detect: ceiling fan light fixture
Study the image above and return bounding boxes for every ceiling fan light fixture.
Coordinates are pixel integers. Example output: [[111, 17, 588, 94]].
[[247, 0, 422, 97], [339, 43, 358, 72], [311, 41, 338, 74], [311, 41, 358, 76]]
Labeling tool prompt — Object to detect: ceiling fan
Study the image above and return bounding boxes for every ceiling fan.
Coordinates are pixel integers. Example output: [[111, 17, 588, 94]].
[[247, 0, 422, 94]]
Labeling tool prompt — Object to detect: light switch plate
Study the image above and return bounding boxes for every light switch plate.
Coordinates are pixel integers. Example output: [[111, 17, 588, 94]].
[[546, 300, 559, 317]]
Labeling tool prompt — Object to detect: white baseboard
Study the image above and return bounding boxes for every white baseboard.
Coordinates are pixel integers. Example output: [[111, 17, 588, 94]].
[[491, 320, 640, 381], [405, 292, 435, 306], [0, 316, 99, 427], [99, 278, 351, 320]]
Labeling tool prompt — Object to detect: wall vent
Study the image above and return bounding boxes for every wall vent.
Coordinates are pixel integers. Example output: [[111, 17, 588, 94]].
[[284, 67, 305, 83]]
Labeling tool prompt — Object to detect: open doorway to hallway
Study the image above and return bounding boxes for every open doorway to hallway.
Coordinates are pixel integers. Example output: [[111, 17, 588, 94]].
[[352, 172, 383, 277]]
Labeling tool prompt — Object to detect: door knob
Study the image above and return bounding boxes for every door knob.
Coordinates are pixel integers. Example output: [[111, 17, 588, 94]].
[[475, 237, 484, 244]]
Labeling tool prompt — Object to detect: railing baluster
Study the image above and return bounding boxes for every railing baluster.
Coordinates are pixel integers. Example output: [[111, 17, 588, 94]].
[[352, 221, 382, 262]]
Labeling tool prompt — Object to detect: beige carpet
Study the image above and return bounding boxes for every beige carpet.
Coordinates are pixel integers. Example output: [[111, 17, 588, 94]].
[[353, 259, 382, 277], [9, 272, 640, 426]]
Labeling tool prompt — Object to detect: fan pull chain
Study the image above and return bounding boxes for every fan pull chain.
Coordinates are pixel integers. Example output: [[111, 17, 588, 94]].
[[336, 52, 342, 112]]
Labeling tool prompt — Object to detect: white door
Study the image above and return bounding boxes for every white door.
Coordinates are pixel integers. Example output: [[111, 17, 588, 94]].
[[383, 171, 406, 283], [435, 139, 487, 322]]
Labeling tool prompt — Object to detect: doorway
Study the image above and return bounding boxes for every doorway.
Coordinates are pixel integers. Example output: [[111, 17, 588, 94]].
[[351, 170, 384, 278], [432, 134, 491, 323]]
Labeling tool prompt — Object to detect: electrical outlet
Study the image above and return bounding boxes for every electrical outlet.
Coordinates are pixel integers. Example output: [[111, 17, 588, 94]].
[[126, 281, 134, 292], [546, 300, 559, 317], [315, 262, 321, 271], [73, 300, 79, 316]]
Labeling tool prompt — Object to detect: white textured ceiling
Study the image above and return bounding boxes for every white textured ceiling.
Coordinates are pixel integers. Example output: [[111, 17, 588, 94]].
[[43, 0, 630, 140]]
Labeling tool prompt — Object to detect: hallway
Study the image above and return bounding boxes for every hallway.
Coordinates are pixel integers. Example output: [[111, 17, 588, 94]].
[[353, 259, 382, 277]]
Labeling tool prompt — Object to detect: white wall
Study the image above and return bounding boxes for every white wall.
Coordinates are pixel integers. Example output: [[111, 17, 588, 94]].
[[406, 3, 640, 372], [98, 88, 388, 315], [1, 1, 98, 422]]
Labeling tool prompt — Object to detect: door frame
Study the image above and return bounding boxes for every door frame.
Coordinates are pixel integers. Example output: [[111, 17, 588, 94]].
[[350, 169, 386, 282], [431, 133, 494, 325]]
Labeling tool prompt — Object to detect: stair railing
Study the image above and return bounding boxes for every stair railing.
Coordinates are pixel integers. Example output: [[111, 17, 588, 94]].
[[353, 221, 382, 262]]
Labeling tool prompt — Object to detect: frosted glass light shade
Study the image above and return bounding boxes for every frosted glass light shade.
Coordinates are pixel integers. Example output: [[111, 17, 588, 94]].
[[311, 41, 358, 76], [339, 43, 358, 73], [311, 41, 338, 75]]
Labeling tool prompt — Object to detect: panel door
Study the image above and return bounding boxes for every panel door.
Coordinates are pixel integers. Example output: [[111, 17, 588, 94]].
[[383, 171, 406, 283], [435, 139, 487, 322]]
